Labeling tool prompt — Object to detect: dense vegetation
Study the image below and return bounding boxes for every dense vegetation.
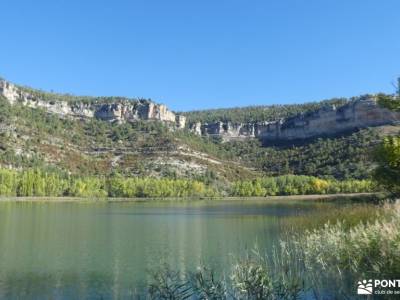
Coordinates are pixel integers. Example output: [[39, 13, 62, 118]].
[[0, 168, 377, 198], [15, 82, 153, 105], [147, 202, 400, 299], [175, 125, 385, 181], [374, 94, 400, 196], [231, 175, 375, 196], [374, 136, 400, 195], [216, 129, 381, 179], [182, 98, 348, 123], [0, 168, 217, 198]]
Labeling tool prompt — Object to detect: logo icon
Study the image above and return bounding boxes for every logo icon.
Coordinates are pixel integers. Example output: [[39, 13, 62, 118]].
[[357, 279, 373, 295]]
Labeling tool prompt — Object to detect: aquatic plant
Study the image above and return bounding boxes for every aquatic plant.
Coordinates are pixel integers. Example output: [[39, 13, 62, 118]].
[[274, 201, 400, 298], [148, 265, 192, 300], [190, 267, 227, 299], [147, 246, 305, 299], [300, 201, 400, 290], [147, 201, 400, 299], [230, 248, 305, 300], [231, 258, 274, 299]]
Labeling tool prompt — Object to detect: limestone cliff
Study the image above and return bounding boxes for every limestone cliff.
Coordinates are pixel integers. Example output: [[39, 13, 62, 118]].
[[189, 96, 400, 142], [0, 79, 186, 128], [2, 78, 399, 142]]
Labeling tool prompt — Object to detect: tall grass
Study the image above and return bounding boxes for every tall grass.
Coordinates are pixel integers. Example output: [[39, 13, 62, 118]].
[[147, 201, 400, 299], [297, 201, 400, 298]]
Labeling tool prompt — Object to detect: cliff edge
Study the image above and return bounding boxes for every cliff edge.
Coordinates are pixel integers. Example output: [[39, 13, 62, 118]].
[[0, 79, 186, 128], [188, 96, 400, 143]]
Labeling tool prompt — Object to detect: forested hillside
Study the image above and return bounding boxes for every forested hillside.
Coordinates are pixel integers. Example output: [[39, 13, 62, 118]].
[[182, 98, 348, 123], [0, 95, 259, 182], [1, 87, 398, 197]]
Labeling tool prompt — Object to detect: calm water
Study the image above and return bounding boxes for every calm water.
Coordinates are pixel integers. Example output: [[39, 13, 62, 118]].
[[0, 199, 374, 299]]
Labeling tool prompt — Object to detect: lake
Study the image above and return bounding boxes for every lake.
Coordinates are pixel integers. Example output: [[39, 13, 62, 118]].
[[0, 199, 377, 299]]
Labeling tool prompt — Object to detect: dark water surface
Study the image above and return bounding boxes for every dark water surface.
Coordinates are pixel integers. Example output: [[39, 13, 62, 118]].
[[0, 199, 374, 299]]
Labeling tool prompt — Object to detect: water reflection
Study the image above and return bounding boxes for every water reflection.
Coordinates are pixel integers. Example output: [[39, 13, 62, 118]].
[[0, 200, 370, 298]]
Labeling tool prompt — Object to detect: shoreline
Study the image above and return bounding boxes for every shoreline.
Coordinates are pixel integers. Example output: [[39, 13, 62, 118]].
[[0, 193, 379, 203]]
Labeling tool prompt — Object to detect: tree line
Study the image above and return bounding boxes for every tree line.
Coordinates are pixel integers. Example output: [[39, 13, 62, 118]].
[[231, 175, 376, 197], [182, 98, 349, 124], [0, 168, 219, 198], [0, 168, 377, 198]]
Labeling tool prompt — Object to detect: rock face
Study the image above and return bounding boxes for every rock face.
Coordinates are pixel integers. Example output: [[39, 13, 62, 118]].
[[189, 97, 400, 142], [259, 98, 400, 141], [0, 79, 185, 127], [3, 78, 399, 142], [175, 115, 187, 129], [189, 122, 202, 135], [194, 121, 257, 139]]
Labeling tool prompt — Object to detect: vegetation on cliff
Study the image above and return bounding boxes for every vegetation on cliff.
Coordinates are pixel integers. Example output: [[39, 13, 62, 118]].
[[213, 128, 381, 180], [14, 82, 152, 104], [183, 98, 348, 123]]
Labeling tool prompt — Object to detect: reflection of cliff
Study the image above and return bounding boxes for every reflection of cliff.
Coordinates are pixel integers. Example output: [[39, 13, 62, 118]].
[[189, 97, 400, 142], [0, 79, 186, 128]]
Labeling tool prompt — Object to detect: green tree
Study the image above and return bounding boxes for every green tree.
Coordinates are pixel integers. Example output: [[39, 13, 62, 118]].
[[374, 136, 400, 195], [377, 93, 400, 112], [374, 92, 400, 196]]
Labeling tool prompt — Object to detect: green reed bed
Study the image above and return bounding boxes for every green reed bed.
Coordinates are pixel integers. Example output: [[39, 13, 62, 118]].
[[147, 201, 400, 299]]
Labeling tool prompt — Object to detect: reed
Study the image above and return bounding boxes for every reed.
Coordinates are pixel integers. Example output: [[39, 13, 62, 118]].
[[147, 201, 400, 299]]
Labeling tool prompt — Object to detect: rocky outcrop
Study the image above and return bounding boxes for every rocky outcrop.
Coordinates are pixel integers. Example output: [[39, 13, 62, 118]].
[[189, 97, 400, 143], [3, 78, 399, 142], [259, 98, 400, 142], [192, 121, 258, 140], [175, 115, 187, 129], [189, 122, 202, 135], [0, 79, 186, 127], [91, 101, 177, 123]]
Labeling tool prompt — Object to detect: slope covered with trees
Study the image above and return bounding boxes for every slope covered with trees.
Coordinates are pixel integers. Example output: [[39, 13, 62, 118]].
[[182, 98, 348, 123], [1, 85, 398, 197], [373, 94, 400, 196]]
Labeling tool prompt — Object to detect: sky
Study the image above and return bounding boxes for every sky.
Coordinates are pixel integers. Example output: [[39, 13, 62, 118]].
[[1, 0, 399, 111]]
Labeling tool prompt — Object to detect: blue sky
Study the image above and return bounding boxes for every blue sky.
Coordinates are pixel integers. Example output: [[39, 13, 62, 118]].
[[1, 0, 399, 111]]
